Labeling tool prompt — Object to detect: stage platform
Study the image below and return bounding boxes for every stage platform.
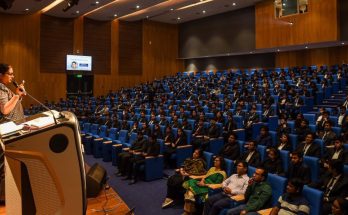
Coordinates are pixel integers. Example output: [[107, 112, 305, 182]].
[[0, 185, 130, 215]]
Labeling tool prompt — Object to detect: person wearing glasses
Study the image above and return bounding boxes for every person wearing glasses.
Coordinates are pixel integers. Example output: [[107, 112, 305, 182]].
[[0, 63, 25, 122]]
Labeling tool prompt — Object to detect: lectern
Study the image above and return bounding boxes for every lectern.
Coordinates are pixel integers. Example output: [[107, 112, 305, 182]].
[[0, 111, 86, 215]]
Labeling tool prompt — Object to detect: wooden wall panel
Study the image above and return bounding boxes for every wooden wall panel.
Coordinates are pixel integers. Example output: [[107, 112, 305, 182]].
[[73, 16, 84, 54], [143, 20, 183, 81], [119, 20, 143, 75], [275, 45, 348, 67], [84, 18, 111, 74], [0, 13, 42, 107], [256, 0, 338, 49], [40, 15, 74, 73]]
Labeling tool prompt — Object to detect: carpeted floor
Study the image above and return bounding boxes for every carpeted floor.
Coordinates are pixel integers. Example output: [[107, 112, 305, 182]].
[[84, 154, 183, 215]]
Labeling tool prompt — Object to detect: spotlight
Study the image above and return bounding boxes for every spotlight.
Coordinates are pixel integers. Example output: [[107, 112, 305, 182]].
[[62, 0, 79, 12]]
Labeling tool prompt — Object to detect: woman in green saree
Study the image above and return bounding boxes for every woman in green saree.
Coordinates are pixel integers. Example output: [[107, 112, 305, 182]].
[[182, 156, 227, 215]]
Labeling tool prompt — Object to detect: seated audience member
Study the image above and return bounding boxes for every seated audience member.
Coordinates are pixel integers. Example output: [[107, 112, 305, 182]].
[[317, 111, 332, 134], [287, 151, 311, 184], [181, 118, 193, 130], [262, 147, 283, 175], [182, 156, 227, 215], [276, 133, 292, 151], [295, 119, 311, 143], [296, 132, 321, 158], [277, 117, 291, 136], [320, 121, 337, 147], [270, 178, 310, 215], [218, 133, 240, 161], [294, 113, 305, 131], [324, 137, 348, 164], [151, 124, 163, 139], [116, 131, 147, 177], [163, 127, 187, 168], [192, 119, 207, 149], [128, 121, 139, 137], [241, 141, 261, 167], [316, 107, 327, 124], [193, 119, 219, 150], [337, 106, 347, 127], [162, 149, 207, 208], [204, 161, 249, 215], [331, 197, 348, 215], [255, 126, 273, 147], [233, 104, 246, 118], [244, 105, 259, 139], [226, 166, 272, 215], [126, 135, 160, 185], [148, 113, 158, 125], [223, 113, 237, 141], [261, 103, 274, 122], [310, 161, 348, 214], [341, 115, 348, 135]]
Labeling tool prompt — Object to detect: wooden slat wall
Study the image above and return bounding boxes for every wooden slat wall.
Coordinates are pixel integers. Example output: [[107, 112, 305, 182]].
[[0, 13, 42, 106], [84, 18, 111, 74], [256, 0, 338, 49], [143, 20, 183, 81], [118, 20, 143, 75], [40, 15, 74, 73], [275, 46, 348, 67], [0, 14, 183, 101]]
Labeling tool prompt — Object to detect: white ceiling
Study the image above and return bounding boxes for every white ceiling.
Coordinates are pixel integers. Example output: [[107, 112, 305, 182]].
[[0, 0, 262, 23]]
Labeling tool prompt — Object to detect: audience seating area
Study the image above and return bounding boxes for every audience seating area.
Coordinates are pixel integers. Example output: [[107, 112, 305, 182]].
[[25, 64, 348, 214]]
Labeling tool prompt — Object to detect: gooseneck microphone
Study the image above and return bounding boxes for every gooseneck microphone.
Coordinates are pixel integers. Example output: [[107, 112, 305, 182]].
[[13, 80, 58, 125]]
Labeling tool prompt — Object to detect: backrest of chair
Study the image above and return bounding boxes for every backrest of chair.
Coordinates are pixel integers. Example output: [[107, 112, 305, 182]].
[[303, 156, 320, 183], [108, 128, 118, 140], [279, 150, 290, 173], [129, 132, 138, 145], [302, 185, 323, 215], [99, 125, 107, 138], [304, 114, 316, 125], [83, 123, 91, 133], [247, 166, 256, 177], [257, 145, 267, 162], [224, 158, 234, 177], [184, 129, 192, 144], [90, 124, 99, 135], [203, 151, 213, 169], [289, 134, 298, 151], [118, 130, 128, 143], [267, 174, 287, 206]]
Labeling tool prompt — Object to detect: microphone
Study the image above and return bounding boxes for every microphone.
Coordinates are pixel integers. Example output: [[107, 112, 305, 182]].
[[13, 80, 26, 94], [13, 80, 58, 125]]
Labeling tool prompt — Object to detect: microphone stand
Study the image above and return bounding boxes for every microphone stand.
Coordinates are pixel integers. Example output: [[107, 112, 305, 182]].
[[25, 92, 58, 125]]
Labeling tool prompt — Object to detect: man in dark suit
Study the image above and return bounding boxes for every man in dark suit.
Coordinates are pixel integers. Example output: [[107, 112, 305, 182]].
[[337, 106, 347, 127], [312, 161, 348, 214], [116, 131, 147, 177], [126, 134, 160, 184], [320, 121, 337, 147], [233, 104, 246, 118], [296, 132, 321, 158], [219, 133, 240, 161], [324, 137, 348, 164], [241, 140, 261, 167], [287, 151, 311, 184]]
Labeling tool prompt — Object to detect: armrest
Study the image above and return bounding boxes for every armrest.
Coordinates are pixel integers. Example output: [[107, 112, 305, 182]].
[[177, 145, 192, 149], [208, 184, 222, 189], [230, 195, 245, 202], [257, 208, 272, 215], [145, 155, 163, 159], [94, 137, 103, 141], [123, 148, 130, 151], [103, 140, 112, 144], [133, 152, 142, 155]]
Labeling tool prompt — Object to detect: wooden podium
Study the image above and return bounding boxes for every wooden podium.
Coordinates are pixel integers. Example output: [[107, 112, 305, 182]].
[[0, 111, 86, 215]]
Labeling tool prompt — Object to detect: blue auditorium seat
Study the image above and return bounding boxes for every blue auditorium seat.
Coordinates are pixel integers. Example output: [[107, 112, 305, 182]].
[[303, 156, 320, 183], [302, 185, 323, 215]]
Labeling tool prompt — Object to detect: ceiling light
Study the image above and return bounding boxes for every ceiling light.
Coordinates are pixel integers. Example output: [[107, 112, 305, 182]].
[[146, 16, 149, 19], [76, 10, 79, 13], [136, 5, 140, 9], [25, 8, 29, 11], [342, 42, 345, 45], [232, 2, 236, 6], [95, 1, 99, 4], [41, 0, 65, 13], [277, 49, 280, 52], [305, 46, 308, 49], [170, 8, 174, 11], [202, 10, 206, 14], [177, 17, 181, 20], [177, 0, 213, 10], [113, 14, 117, 17]]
